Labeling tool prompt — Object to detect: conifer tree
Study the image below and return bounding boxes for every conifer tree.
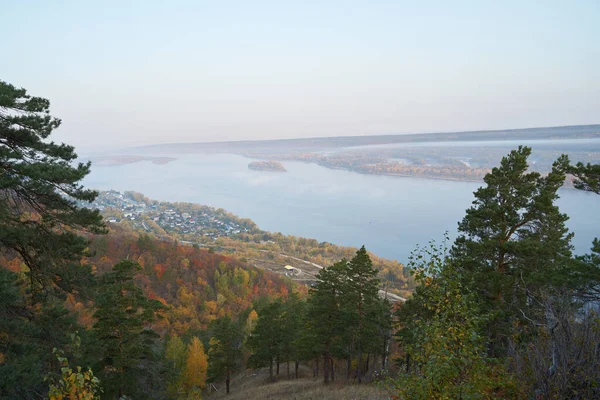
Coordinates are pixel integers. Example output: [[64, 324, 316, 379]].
[[307, 259, 348, 384], [345, 246, 381, 383], [0, 81, 105, 296], [280, 293, 306, 379], [568, 161, 600, 194], [247, 300, 283, 380], [450, 146, 576, 354], [0, 81, 104, 399], [207, 316, 242, 394], [92, 260, 165, 399]]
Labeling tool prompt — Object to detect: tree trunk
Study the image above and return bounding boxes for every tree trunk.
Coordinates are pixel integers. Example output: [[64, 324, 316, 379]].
[[366, 353, 370, 373], [316, 356, 319, 377], [269, 357, 273, 381], [323, 352, 330, 384], [382, 333, 389, 371], [226, 370, 231, 394], [357, 344, 362, 384], [295, 360, 299, 379], [347, 356, 351, 380], [331, 358, 335, 381], [276, 354, 280, 376], [287, 360, 290, 379]]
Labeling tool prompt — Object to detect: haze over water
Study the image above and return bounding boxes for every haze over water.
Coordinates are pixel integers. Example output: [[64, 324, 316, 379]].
[[83, 147, 600, 264]]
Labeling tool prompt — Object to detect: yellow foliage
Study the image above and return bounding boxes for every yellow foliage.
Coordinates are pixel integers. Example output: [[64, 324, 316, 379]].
[[182, 337, 208, 392]]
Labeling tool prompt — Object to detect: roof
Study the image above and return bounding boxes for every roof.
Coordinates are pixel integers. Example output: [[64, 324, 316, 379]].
[[284, 265, 294, 270]]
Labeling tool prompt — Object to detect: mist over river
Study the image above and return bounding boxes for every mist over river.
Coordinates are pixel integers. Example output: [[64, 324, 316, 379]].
[[83, 153, 600, 264]]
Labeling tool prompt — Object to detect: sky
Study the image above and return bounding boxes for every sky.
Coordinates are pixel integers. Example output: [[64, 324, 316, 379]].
[[2, 0, 599, 151]]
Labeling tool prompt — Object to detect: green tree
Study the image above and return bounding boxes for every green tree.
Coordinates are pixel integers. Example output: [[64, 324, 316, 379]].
[[207, 316, 243, 394], [568, 161, 600, 194], [92, 260, 165, 399], [395, 240, 518, 399], [345, 246, 381, 383], [280, 294, 306, 379], [0, 81, 105, 297], [165, 334, 186, 398], [0, 265, 86, 399], [450, 146, 576, 355], [307, 259, 348, 384], [567, 158, 600, 300], [247, 300, 283, 381]]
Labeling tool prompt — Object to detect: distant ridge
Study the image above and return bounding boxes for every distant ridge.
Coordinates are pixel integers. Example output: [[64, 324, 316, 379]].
[[131, 124, 600, 154]]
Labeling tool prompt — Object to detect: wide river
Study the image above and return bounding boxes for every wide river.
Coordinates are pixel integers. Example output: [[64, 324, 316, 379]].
[[83, 152, 600, 264]]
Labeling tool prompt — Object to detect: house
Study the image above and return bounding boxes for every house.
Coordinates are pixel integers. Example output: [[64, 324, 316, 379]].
[[284, 265, 297, 276]]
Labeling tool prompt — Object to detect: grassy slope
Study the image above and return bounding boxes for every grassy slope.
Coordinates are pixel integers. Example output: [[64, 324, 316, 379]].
[[209, 365, 391, 400]]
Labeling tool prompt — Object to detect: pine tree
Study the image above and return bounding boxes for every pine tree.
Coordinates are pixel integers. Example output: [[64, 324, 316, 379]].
[[568, 161, 600, 194], [450, 146, 576, 355], [92, 260, 165, 399], [207, 316, 242, 394], [567, 158, 600, 300], [307, 259, 348, 384], [0, 81, 105, 297], [280, 294, 306, 379], [247, 300, 283, 381], [345, 246, 381, 383]]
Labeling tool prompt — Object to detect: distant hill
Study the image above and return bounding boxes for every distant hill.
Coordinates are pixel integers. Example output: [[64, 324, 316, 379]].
[[131, 124, 600, 155]]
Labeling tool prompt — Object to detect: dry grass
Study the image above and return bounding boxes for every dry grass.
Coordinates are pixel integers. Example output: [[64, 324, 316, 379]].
[[208, 365, 392, 400]]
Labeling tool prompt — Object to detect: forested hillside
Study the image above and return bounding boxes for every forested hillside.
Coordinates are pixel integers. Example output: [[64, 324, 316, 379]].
[[2, 81, 600, 399], [87, 190, 412, 298]]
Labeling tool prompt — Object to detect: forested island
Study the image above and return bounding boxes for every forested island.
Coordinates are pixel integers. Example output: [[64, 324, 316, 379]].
[[2, 81, 600, 399], [248, 160, 287, 172]]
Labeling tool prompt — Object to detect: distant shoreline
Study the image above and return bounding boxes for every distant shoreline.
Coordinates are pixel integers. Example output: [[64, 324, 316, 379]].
[[83, 155, 178, 167]]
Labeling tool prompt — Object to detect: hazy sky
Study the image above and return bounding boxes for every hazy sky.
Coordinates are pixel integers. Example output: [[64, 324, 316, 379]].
[[2, 1, 599, 151]]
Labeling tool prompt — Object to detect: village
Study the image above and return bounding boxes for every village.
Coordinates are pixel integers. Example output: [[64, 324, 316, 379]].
[[80, 190, 249, 240]]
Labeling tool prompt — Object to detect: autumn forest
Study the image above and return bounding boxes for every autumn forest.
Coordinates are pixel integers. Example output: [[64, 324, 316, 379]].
[[1, 80, 600, 400]]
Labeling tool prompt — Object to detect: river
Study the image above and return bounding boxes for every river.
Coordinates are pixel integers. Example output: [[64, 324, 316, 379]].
[[83, 152, 600, 264]]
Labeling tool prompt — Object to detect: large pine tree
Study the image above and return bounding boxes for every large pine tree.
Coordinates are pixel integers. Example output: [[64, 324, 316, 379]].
[[0, 81, 105, 398], [450, 146, 577, 354], [0, 80, 105, 297]]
